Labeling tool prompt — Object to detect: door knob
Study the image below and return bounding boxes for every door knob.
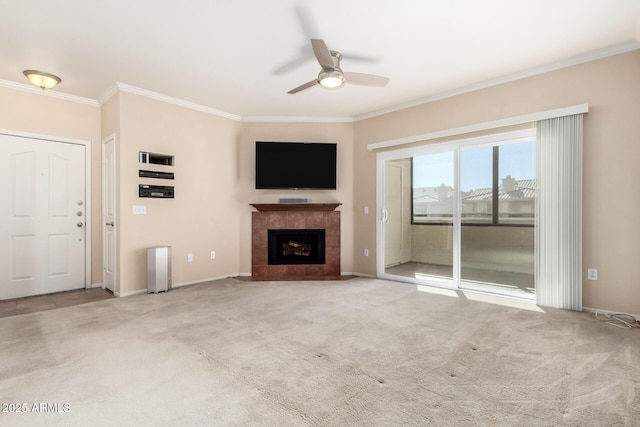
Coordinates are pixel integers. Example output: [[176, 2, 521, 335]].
[[77, 222, 84, 228], [105, 221, 114, 226]]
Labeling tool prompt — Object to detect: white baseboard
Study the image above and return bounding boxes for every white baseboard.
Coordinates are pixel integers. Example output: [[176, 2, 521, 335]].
[[89, 282, 103, 289], [352, 272, 377, 278], [115, 289, 147, 298], [111, 272, 371, 297], [113, 274, 242, 297], [234, 272, 362, 279], [172, 274, 241, 288]]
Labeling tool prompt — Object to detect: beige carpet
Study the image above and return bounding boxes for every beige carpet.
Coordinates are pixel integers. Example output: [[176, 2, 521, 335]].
[[0, 277, 638, 426]]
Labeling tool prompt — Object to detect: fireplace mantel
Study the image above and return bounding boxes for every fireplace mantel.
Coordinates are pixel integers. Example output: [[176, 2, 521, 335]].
[[250, 203, 341, 212]]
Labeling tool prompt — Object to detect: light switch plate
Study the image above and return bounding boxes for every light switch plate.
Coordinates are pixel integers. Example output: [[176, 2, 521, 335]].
[[133, 205, 147, 215]]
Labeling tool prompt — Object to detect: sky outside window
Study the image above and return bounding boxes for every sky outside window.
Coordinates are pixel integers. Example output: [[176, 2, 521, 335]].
[[413, 140, 535, 190]]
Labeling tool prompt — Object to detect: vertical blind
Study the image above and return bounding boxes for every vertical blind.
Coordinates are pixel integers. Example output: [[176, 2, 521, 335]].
[[535, 114, 583, 310]]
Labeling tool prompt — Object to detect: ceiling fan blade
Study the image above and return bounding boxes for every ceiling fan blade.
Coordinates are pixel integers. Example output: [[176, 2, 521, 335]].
[[341, 52, 380, 63], [287, 79, 319, 94], [311, 39, 335, 70], [344, 72, 389, 87], [295, 4, 321, 40]]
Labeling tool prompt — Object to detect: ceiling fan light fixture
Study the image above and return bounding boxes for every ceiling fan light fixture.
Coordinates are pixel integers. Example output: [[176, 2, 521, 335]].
[[288, 38, 387, 94], [23, 70, 61, 90], [318, 69, 345, 89]]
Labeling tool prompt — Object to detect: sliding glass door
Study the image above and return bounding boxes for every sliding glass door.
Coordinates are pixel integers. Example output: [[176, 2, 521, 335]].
[[378, 129, 536, 299], [459, 141, 535, 298], [382, 149, 456, 287]]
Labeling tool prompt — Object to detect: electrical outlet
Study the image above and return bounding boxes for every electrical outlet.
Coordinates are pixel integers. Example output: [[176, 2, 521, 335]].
[[210, 251, 216, 260], [587, 268, 598, 281], [364, 248, 369, 257], [187, 253, 193, 263], [364, 205, 369, 214]]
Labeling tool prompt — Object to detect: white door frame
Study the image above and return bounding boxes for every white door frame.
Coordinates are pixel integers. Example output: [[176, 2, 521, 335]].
[[383, 162, 404, 268], [102, 134, 117, 294], [376, 142, 460, 289], [0, 128, 92, 288]]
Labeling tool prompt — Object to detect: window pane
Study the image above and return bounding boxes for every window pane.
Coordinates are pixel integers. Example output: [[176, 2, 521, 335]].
[[498, 141, 536, 225], [460, 147, 493, 224], [412, 152, 454, 223]]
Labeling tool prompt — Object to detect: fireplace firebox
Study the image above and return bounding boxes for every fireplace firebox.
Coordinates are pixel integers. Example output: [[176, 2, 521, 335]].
[[268, 229, 325, 265]]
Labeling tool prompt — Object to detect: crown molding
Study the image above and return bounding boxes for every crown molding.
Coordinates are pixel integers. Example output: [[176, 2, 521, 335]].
[[367, 104, 589, 151], [354, 42, 640, 122], [241, 115, 353, 123], [2, 42, 636, 123], [113, 82, 242, 122], [0, 79, 99, 107], [102, 83, 350, 123], [98, 83, 120, 105]]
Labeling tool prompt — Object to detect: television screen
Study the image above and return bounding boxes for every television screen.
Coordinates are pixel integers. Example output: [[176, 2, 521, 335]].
[[255, 141, 337, 190]]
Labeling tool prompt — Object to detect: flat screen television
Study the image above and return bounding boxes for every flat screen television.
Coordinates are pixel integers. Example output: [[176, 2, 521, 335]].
[[255, 141, 337, 190]]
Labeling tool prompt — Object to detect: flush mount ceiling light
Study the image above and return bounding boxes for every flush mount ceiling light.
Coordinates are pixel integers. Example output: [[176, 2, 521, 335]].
[[23, 70, 61, 90], [318, 69, 345, 89]]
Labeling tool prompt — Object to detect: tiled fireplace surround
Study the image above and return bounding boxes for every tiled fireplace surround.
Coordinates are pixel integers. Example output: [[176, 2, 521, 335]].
[[251, 204, 341, 280]]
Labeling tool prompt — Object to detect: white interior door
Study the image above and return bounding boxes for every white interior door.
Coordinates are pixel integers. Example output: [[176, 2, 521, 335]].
[[0, 134, 86, 299], [102, 136, 116, 293]]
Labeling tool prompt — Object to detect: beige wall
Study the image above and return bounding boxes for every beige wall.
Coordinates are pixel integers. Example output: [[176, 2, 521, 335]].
[[0, 86, 102, 285], [410, 225, 534, 274], [459, 226, 534, 274], [2, 49, 637, 314], [238, 122, 355, 274], [107, 103, 355, 292], [103, 95, 355, 292], [113, 92, 243, 295], [354, 49, 640, 314]]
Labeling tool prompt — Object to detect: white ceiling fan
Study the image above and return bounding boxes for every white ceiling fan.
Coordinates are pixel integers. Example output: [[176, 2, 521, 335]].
[[287, 39, 389, 94]]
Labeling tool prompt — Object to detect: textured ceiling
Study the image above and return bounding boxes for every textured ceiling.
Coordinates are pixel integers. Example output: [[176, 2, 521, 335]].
[[1, 0, 639, 120]]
